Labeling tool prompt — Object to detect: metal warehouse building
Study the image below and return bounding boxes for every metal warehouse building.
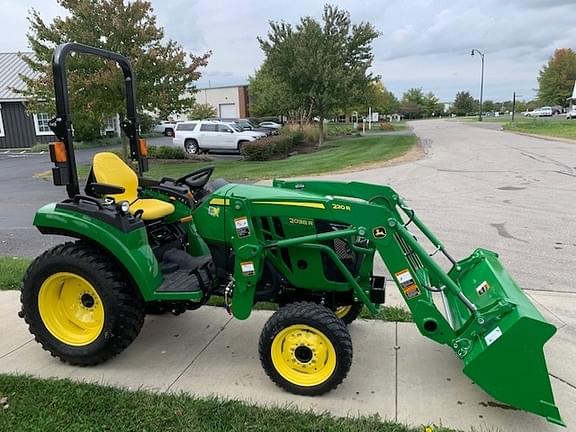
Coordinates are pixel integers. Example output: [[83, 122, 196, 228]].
[[0, 53, 54, 149]]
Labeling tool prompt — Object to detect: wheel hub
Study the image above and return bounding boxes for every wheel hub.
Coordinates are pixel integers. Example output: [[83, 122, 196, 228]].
[[271, 324, 336, 386], [81, 293, 95, 308], [38, 272, 104, 346], [294, 345, 313, 363]]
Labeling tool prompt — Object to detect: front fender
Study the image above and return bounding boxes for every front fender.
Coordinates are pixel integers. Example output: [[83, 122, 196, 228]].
[[34, 203, 162, 300]]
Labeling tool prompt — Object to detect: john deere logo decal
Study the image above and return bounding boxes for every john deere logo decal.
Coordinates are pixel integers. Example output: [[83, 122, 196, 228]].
[[373, 227, 387, 238]]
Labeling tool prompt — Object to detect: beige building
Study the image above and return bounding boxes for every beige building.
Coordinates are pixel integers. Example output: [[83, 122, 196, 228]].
[[194, 85, 250, 118]]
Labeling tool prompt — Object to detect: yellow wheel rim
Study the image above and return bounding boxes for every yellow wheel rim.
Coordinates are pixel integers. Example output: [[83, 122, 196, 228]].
[[38, 272, 104, 346], [335, 305, 352, 319], [271, 324, 336, 387]]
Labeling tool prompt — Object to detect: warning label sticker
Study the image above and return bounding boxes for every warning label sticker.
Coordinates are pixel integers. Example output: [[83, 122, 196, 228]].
[[484, 327, 502, 346], [240, 261, 255, 276], [234, 217, 250, 238], [395, 269, 420, 299], [476, 281, 490, 296]]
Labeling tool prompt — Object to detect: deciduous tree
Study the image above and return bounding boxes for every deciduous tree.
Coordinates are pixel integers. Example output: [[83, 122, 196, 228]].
[[422, 91, 441, 117], [189, 103, 217, 120], [248, 63, 299, 118], [258, 4, 379, 145], [400, 88, 425, 119], [20, 0, 210, 139], [538, 48, 576, 106], [452, 91, 476, 116]]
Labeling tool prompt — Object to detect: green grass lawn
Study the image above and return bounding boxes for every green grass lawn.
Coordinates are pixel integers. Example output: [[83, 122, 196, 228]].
[[503, 118, 576, 140], [0, 257, 30, 290], [31, 136, 123, 153], [0, 375, 457, 432], [71, 134, 415, 182]]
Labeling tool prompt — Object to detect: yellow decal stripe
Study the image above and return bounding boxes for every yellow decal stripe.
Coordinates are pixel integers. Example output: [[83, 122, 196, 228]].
[[209, 198, 230, 206], [253, 201, 325, 209]]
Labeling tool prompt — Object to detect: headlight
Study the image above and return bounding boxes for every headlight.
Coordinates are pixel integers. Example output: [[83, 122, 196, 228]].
[[118, 201, 130, 214]]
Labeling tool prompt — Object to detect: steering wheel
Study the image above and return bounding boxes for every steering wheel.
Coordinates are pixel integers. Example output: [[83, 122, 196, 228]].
[[175, 166, 214, 190]]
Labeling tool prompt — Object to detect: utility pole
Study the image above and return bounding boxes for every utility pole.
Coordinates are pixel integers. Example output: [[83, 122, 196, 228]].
[[512, 92, 516, 123], [511, 92, 523, 123], [471, 49, 485, 122]]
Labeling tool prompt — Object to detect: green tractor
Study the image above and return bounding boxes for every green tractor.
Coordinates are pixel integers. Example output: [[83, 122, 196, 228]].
[[20, 43, 563, 425]]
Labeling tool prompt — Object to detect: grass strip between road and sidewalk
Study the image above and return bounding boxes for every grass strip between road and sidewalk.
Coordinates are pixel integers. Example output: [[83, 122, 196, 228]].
[[0, 257, 412, 322], [503, 119, 576, 140], [0, 375, 458, 432], [67, 134, 416, 181]]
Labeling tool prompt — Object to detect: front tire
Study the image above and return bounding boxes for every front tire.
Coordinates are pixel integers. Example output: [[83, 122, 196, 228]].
[[259, 302, 352, 395], [20, 241, 145, 366], [184, 139, 200, 154]]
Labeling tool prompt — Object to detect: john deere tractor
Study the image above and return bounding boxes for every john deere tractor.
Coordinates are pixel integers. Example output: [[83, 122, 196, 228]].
[[20, 43, 564, 425]]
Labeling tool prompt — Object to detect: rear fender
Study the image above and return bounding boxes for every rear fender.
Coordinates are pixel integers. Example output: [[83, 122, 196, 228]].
[[34, 203, 162, 300]]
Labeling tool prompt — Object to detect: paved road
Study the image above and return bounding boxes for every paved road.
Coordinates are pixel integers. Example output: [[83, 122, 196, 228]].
[[320, 119, 576, 294]]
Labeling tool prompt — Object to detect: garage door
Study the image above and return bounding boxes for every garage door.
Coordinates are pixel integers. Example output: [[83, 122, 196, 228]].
[[219, 103, 237, 118]]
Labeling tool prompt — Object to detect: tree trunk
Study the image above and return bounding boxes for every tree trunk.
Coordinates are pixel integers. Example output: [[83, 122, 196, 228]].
[[318, 115, 324, 147]]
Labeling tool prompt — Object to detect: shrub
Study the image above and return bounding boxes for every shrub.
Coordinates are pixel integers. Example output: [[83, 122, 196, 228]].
[[326, 123, 356, 136], [289, 131, 304, 145], [282, 123, 321, 144], [147, 145, 187, 159], [379, 122, 394, 131], [240, 141, 275, 161], [31, 143, 50, 152], [240, 135, 296, 161]]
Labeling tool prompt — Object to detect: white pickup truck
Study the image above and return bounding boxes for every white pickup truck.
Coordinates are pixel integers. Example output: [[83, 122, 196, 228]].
[[153, 121, 178, 137]]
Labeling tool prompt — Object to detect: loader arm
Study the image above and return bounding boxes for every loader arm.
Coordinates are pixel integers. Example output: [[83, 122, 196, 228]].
[[268, 179, 564, 426]]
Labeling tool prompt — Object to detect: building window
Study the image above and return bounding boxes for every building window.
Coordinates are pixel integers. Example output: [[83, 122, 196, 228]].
[[0, 107, 5, 137], [104, 117, 118, 132], [33, 113, 53, 136]]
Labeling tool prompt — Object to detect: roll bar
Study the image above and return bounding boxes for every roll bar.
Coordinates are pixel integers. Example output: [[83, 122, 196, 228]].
[[48, 42, 147, 198]]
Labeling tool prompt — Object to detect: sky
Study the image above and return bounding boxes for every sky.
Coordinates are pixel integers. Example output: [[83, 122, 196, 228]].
[[1, 0, 574, 102]]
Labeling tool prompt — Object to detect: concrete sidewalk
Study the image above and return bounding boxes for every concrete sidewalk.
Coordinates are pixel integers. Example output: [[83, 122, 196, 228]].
[[0, 289, 574, 431]]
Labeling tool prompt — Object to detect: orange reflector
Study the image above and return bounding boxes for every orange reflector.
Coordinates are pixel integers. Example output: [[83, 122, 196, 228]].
[[179, 215, 193, 224], [139, 139, 148, 157], [50, 141, 67, 163]]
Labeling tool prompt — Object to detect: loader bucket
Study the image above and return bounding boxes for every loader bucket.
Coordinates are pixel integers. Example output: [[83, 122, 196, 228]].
[[444, 248, 564, 426]]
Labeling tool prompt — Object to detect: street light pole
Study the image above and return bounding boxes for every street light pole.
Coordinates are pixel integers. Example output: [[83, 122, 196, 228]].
[[471, 49, 485, 122]]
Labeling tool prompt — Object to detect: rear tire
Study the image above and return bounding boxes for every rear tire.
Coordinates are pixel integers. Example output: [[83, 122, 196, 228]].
[[20, 241, 145, 366], [184, 139, 200, 155], [165, 128, 174, 137], [259, 302, 352, 395]]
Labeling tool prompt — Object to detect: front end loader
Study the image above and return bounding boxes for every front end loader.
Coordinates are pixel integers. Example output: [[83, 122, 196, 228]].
[[19, 43, 564, 426]]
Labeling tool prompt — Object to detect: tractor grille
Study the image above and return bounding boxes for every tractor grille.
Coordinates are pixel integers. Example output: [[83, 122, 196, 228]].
[[316, 220, 360, 282]]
